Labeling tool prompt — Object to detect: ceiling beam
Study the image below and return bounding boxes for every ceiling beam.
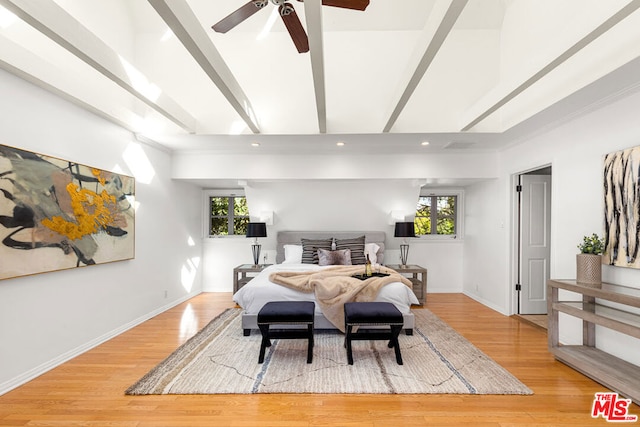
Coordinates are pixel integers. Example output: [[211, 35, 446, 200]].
[[0, 35, 146, 137], [303, 0, 326, 133], [147, 0, 260, 134], [0, 0, 197, 133], [460, 0, 640, 132], [382, 0, 468, 133]]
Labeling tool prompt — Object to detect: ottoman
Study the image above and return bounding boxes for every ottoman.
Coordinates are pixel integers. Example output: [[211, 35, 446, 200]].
[[344, 301, 404, 365], [257, 301, 315, 363]]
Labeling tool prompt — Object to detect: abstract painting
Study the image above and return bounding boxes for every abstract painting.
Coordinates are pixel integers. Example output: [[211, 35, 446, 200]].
[[0, 144, 134, 280], [603, 145, 640, 268]]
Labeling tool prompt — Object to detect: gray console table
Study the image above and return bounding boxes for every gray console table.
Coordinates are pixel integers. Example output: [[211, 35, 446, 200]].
[[547, 279, 640, 405]]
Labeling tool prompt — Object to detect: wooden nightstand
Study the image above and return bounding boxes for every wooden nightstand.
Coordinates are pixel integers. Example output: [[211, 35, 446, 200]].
[[387, 264, 427, 305], [233, 264, 272, 294]]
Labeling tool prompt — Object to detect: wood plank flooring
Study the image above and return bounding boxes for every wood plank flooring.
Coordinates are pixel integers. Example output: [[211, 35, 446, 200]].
[[1, 293, 637, 426], [513, 314, 548, 331]]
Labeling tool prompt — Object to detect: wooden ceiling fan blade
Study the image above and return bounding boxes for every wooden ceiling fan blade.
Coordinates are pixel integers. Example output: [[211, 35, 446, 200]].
[[279, 4, 309, 53], [321, 0, 370, 11], [212, 1, 268, 33]]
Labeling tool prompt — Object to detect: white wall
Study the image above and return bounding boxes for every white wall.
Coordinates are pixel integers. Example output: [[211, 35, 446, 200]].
[[0, 69, 203, 394], [462, 178, 508, 313], [172, 151, 499, 181], [201, 179, 466, 293], [202, 179, 422, 291], [463, 84, 640, 366], [177, 147, 500, 294]]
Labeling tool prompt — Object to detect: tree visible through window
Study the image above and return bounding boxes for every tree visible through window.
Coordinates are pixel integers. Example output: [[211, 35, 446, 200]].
[[415, 195, 457, 235], [209, 196, 249, 235]]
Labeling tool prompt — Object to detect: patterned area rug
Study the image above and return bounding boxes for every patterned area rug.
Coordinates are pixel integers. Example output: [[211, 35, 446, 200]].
[[126, 308, 532, 395]]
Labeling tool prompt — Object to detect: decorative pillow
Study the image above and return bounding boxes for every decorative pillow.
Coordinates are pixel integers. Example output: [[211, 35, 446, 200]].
[[282, 244, 303, 264], [301, 238, 333, 264], [317, 248, 352, 266], [365, 242, 380, 264], [335, 236, 366, 265]]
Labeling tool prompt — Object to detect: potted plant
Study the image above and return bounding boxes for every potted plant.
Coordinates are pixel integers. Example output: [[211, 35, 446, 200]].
[[576, 233, 605, 287]]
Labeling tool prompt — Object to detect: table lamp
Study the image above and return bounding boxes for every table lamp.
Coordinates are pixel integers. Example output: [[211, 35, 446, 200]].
[[394, 222, 415, 267], [246, 222, 267, 266]]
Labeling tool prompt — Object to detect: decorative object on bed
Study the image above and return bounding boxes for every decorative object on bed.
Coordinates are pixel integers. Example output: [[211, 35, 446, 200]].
[[365, 242, 380, 264], [335, 235, 367, 264], [246, 222, 267, 266], [301, 238, 333, 264], [365, 254, 373, 276], [394, 222, 416, 267], [352, 272, 389, 280], [603, 145, 640, 268], [0, 144, 135, 280], [317, 248, 352, 266], [125, 308, 533, 395]]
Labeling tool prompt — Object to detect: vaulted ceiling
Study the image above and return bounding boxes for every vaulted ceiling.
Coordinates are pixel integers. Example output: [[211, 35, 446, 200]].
[[2, 0, 640, 154]]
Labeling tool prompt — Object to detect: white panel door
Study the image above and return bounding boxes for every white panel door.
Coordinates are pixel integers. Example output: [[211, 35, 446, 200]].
[[520, 174, 552, 314]]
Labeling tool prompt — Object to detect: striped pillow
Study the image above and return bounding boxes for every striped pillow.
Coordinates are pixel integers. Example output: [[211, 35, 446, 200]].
[[301, 238, 333, 264], [335, 236, 366, 265]]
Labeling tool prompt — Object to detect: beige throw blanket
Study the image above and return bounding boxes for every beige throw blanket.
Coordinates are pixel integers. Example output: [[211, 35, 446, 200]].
[[269, 265, 413, 332]]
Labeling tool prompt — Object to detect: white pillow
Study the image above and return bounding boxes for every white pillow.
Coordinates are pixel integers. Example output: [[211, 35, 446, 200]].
[[282, 244, 303, 264], [364, 242, 380, 264]]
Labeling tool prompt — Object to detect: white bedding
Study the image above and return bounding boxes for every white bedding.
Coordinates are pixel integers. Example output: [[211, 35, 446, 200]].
[[233, 263, 419, 316]]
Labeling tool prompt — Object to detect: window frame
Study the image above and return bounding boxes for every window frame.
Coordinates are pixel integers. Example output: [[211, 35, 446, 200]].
[[414, 189, 464, 241], [203, 189, 248, 238]]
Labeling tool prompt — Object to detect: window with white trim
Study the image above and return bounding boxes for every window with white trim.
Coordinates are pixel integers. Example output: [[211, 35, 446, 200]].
[[204, 190, 248, 236], [414, 190, 463, 238]]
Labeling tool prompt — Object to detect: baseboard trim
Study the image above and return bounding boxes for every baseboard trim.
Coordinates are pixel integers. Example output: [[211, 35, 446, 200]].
[[427, 287, 463, 293], [462, 290, 509, 316], [0, 292, 199, 396]]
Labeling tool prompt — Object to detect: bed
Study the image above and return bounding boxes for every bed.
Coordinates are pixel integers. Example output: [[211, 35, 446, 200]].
[[233, 231, 419, 335]]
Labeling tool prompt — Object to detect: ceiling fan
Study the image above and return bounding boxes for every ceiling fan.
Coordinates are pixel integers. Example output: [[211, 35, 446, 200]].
[[212, 0, 370, 53]]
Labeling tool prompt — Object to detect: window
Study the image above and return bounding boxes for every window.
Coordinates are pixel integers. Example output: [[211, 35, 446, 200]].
[[414, 194, 459, 236], [208, 194, 249, 236]]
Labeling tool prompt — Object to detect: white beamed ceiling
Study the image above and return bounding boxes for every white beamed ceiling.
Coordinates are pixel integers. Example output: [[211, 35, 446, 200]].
[[1, 0, 640, 154]]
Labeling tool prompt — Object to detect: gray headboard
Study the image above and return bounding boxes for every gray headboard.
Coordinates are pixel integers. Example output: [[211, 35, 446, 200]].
[[276, 231, 385, 264]]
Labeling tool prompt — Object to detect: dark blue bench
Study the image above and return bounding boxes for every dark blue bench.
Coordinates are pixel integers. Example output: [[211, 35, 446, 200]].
[[344, 302, 404, 365], [257, 301, 315, 364]]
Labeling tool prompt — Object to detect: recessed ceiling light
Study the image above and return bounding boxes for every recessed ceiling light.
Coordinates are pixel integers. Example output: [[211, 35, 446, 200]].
[[336, 141, 345, 146], [421, 141, 430, 146], [251, 142, 260, 147]]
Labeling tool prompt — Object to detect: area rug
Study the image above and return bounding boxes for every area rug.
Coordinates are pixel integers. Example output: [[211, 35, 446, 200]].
[[125, 308, 532, 395]]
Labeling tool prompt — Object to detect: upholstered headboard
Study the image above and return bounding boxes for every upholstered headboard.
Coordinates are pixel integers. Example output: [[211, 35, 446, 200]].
[[276, 231, 385, 264]]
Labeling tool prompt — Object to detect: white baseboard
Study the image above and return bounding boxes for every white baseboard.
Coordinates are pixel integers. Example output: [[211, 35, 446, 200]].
[[426, 287, 463, 293], [462, 290, 509, 316], [0, 292, 199, 396]]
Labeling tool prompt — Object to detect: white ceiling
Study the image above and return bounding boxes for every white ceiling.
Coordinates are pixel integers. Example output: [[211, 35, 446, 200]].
[[2, 0, 640, 155]]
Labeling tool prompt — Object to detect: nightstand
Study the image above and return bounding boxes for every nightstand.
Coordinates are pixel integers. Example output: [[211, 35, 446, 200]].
[[233, 264, 272, 294], [387, 264, 427, 305]]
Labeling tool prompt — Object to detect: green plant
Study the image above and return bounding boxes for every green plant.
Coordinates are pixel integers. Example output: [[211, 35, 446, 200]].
[[577, 233, 605, 255]]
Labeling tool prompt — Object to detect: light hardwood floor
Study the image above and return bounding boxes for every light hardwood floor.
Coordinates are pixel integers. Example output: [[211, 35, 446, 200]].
[[1, 293, 637, 426]]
